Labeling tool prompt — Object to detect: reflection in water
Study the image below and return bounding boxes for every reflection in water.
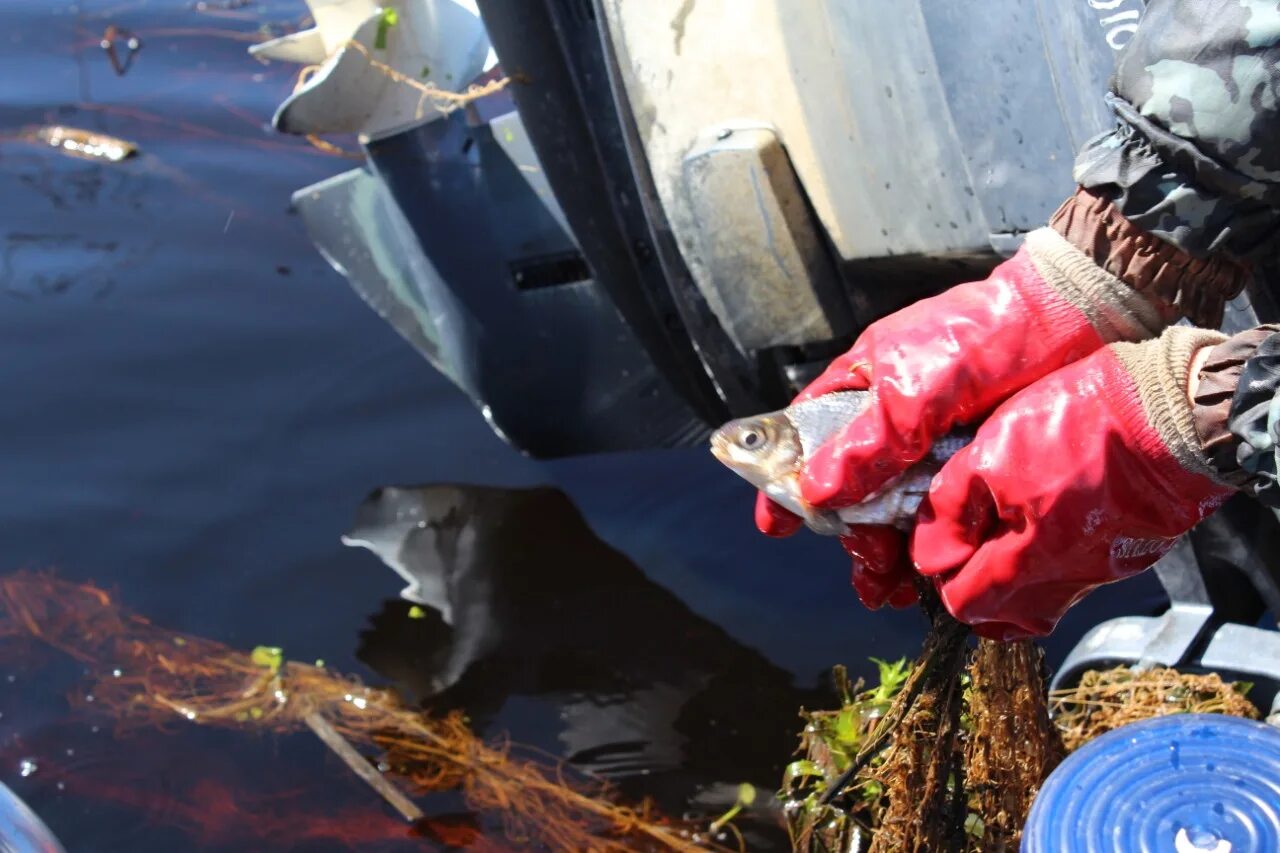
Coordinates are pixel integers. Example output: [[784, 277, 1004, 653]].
[[346, 484, 831, 830], [0, 722, 420, 851]]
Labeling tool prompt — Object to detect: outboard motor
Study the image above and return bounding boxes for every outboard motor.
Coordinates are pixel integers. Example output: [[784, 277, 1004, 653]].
[[257, 0, 1152, 456]]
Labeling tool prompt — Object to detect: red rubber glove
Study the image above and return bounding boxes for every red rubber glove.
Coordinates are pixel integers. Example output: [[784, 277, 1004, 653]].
[[756, 227, 1161, 600], [796, 228, 1159, 511], [843, 526, 917, 610], [912, 326, 1234, 640]]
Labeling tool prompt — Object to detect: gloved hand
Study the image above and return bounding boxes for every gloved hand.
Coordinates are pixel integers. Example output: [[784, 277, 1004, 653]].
[[793, 227, 1162, 510], [912, 326, 1235, 640], [756, 226, 1162, 601]]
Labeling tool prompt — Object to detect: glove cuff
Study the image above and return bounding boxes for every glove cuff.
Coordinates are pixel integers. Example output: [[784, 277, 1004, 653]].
[[1024, 226, 1164, 344], [1111, 326, 1231, 485], [1048, 186, 1251, 329]]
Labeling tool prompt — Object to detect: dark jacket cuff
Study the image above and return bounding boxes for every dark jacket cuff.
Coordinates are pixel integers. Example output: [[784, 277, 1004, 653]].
[[1050, 187, 1251, 330], [1194, 325, 1280, 503]]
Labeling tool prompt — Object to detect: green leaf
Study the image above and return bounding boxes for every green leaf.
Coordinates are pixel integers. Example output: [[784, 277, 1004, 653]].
[[374, 7, 399, 50], [1233, 681, 1255, 697], [869, 657, 910, 704], [250, 645, 283, 674], [964, 813, 985, 838], [834, 708, 859, 745], [783, 760, 824, 788]]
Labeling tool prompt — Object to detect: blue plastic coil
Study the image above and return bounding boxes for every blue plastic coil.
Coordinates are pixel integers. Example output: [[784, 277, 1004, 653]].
[[1023, 713, 1280, 852], [0, 780, 64, 853]]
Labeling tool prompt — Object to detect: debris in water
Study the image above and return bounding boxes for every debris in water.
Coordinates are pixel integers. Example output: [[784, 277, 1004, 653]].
[[0, 572, 729, 852], [17, 758, 37, 778], [302, 710, 423, 823], [100, 25, 143, 76], [194, 0, 255, 11], [781, 661, 897, 852], [248, 645, 282, 674], [31, 126, 137, 163]]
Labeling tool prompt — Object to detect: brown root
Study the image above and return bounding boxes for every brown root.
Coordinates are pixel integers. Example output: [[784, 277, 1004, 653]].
[[866, 610, 969, 853], [962, 640, 1065, 851], [786, 601, 1063, 852], [341, 40, 510, 122]]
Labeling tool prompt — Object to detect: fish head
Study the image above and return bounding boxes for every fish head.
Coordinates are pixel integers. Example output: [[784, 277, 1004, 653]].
[[710, 411, 803, 498], [710, 392, 878, 535]]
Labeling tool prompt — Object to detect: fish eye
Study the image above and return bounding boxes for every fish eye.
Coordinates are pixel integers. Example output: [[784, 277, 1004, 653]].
[[740, 427, 765, 449]]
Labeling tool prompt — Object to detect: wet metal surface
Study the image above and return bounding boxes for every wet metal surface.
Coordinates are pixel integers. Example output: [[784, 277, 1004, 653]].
[[0, 0, 1168, 848]]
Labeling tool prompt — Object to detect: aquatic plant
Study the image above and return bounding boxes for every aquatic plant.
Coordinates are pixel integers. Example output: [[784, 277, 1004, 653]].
[[784, 617, 1261, 851], [782, 591, 1064, 853], [0, 571, 732, 852]]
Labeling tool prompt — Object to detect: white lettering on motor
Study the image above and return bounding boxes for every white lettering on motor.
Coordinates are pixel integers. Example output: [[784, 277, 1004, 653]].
[[1087, 0, 1144, 51]]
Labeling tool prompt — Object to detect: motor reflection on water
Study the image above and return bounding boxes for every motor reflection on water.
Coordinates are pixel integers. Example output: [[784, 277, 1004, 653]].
[[347, 485, 824, 827], [0, 0, 1172, 849]]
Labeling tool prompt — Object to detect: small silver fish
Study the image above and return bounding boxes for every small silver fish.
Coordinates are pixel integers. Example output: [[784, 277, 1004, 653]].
[[710, 391, 971, 534]]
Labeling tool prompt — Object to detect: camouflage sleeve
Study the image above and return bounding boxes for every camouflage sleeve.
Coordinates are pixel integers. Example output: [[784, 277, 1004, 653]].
[[1073, 0, 1280, 263]]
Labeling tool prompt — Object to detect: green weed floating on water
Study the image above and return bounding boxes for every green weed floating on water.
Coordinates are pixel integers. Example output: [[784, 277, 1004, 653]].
[[781, 662, 907, 852]]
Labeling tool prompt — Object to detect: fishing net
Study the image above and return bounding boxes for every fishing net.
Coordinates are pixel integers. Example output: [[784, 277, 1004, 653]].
[[784, 602, 1264, 852], [961, 638, 1065, 850], [0, 572, 729, 852], [781, 584, 1070, 853], [3, 569, 1262, 852], [1049, 664, 1259, 751]]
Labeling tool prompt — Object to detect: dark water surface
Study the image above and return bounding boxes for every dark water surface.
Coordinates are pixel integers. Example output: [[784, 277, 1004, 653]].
[[0, 1, 1168, 849]]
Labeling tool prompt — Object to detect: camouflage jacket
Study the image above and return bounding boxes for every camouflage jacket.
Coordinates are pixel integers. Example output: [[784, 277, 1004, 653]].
[[1077, 0, 1280, 502]]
